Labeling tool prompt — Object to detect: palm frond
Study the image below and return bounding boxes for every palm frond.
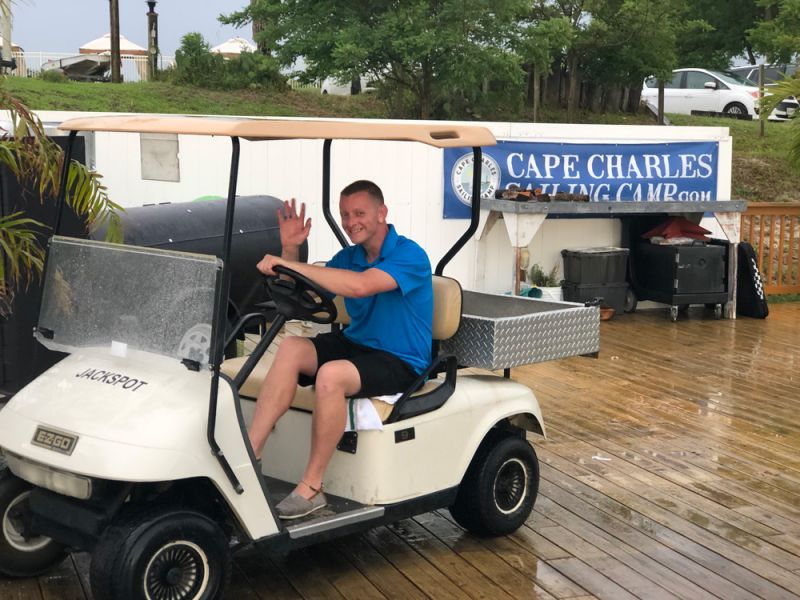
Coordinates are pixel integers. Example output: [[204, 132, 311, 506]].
[[66, 160, 124, 242], [0, 212, 46, 315], [758, 74, 800, 170], [758, 74, 800, 115], [0, 84, 124, 311]]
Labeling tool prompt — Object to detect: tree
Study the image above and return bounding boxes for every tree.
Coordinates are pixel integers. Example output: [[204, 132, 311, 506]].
[[0, 87, 122, 314], [249, 0, 269, 55], [221, 0, 528, 119], [676, 0, 760, 68], [515, 9, 573, 120], [534, 0, 685, 116], [580, 0, 685, 112], [748, 0, 800, 64], [532, 0, 587, 119]]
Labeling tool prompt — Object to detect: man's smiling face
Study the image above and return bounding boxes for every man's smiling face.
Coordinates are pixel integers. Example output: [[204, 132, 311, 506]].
[[339, 190, 388, 247]]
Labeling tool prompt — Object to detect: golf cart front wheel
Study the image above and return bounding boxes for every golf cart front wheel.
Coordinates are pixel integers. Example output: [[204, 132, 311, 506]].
[[90, 507, 231, 600], [449, 435, 539, 537], [0, 470, 67, 577]]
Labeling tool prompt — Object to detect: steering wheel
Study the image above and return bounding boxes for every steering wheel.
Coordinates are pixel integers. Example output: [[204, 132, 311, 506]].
[[264, 264, 338, 324]]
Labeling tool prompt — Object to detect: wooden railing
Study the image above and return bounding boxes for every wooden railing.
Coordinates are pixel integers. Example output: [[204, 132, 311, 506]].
[[741, 203, 800, 294]]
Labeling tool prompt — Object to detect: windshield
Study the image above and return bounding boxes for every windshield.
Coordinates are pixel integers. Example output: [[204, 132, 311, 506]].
[[37, 237, 221, 366], [709, 69, 756, 87]]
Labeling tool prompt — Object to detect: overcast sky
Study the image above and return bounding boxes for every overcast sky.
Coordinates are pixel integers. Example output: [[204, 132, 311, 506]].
[[8, 0, 249, 55]]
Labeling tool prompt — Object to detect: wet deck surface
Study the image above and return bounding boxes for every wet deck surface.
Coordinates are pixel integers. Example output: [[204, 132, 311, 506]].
[[2, 303, 799, 599]]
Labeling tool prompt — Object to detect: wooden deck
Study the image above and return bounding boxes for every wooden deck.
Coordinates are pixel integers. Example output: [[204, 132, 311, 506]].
[[3, 303, 800, 599]]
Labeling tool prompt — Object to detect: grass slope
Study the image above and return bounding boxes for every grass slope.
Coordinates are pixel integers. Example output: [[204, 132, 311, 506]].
[[4, 78, 798, 202], [3, 78, 388, 119]]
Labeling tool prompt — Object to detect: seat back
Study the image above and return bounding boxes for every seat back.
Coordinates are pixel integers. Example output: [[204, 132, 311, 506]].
[[334, 275, 462, 341]]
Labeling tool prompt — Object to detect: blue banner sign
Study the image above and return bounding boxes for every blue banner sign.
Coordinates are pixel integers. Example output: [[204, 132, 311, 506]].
[[443, 140, 719, 219]]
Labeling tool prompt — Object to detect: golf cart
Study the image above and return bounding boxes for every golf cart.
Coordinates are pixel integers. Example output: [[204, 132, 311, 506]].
[[0, 117, 599, 599]]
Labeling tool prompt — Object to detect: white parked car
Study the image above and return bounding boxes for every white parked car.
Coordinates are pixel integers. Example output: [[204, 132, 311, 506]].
[[642, 68, 760, 118], [321, 76, 376, 95]]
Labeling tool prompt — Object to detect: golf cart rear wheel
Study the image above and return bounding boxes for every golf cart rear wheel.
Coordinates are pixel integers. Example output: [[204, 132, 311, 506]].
[[90, 507, 231, 600], [0, 470, 67, 577], [449, 435, 539, 537]]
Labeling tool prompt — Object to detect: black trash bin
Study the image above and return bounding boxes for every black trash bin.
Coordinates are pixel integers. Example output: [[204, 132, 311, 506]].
[[99, 195, 305, 315]]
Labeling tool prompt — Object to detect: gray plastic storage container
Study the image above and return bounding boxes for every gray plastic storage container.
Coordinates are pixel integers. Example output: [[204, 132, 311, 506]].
[[561, 247, 629, 284], [562, 281, 628, 313]]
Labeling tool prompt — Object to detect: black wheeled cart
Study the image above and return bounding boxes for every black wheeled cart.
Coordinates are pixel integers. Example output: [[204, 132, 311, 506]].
[[624, 217, 730, 321]]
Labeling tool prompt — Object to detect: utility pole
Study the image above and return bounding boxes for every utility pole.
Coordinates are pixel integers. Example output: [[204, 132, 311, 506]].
[[1, 0, 12, 71], [109, 0, 121, 83], [146, 1, 158, 81]]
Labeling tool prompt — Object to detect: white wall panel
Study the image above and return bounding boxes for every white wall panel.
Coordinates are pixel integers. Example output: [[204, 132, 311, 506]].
[[39, 111, 733, 292]]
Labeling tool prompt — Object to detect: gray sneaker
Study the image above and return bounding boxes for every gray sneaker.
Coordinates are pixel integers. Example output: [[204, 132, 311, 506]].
[[276, 490, 328, 520]]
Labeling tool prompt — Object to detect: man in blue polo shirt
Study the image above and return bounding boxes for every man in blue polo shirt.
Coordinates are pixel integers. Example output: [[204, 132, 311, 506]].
[[250, 180, 433, 519]]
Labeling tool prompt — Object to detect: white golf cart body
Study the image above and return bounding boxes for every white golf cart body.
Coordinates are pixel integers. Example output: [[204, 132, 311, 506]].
[[0, 116, 600, 599]]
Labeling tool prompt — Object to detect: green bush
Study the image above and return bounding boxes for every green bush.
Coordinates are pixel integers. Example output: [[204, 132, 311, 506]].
[[38, 69, 68, 83], [223, 50, 285, 90], [173, 32, 285, 90], [173, 32, 225, 87]]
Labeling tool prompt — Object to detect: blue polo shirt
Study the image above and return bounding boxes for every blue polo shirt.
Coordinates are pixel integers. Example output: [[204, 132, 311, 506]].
[[326, 225, 433, 373]]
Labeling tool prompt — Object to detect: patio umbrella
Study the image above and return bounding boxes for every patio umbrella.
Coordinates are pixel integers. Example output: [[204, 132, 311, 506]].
[[79, 33, 147, 80], [79, 33, 147, 56], [0, 41, 23, 52], [210, 37, 257, 59]]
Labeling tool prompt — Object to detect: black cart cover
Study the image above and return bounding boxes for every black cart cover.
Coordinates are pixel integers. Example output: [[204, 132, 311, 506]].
[[736, 242, 769, 319]]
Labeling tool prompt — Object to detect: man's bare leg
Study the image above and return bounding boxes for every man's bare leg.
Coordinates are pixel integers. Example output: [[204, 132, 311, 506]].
[[292, 360, 360, 500], [247, 336, 318, 459]]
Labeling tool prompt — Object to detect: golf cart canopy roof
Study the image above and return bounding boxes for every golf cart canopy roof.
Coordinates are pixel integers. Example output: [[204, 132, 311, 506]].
[[58, 116, 497, 148]]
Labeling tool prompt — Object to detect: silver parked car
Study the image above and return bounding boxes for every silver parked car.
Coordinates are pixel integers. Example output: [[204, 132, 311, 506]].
[[728, 64, 798, 121]]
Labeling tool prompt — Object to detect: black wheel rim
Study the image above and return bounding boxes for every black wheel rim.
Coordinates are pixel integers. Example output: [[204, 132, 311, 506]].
[[144, 540, 208, 600], [493, 457, 528, 515]]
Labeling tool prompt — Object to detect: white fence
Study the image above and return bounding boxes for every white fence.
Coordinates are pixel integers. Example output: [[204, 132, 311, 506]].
[[288, 79, 321, 91], [8, 51, 176, 82]]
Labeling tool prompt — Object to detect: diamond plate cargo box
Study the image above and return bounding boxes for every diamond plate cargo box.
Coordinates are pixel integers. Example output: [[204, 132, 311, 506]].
[[441, 291, 600, 370]]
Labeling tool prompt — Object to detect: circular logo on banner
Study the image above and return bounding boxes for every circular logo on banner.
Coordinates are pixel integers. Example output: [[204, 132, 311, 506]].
[[450, 153, 501, 206]]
